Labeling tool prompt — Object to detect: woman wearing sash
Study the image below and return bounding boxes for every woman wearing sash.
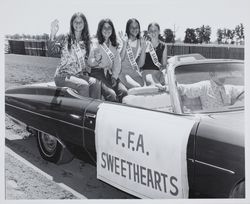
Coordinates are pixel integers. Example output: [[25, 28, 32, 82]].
[[88, 18, 127, 102], [47, 12, 101, 98], [118, 18, 144, 89], [138, 22, 168, 90]]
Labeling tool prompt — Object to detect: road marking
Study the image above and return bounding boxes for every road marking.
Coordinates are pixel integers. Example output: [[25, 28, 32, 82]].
[[5, 146, 87, 199]]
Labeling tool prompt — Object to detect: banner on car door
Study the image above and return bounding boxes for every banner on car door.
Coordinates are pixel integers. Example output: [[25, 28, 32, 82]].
[[95, 103, 195, 198]]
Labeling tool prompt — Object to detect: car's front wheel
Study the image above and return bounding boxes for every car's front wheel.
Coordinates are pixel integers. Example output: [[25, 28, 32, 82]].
[[36, 131, 73, 164], [229, 180, 245, 198]]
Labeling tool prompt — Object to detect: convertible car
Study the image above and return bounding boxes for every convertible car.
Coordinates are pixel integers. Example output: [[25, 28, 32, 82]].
[[5, 54, 245, 198]]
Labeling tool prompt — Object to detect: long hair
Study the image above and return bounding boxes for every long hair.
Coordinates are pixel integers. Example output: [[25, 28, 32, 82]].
[[67, 12, 90, 57], [96, 18, 118, 47], [125, 18, 141, 39]]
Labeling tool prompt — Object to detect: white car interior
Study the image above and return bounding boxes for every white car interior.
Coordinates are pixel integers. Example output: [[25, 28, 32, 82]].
[[122, 86, 173, 112]]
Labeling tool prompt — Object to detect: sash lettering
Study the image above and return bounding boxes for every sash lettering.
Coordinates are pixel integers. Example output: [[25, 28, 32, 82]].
[[100, 43, 115, 76], [126, 42, 139, 71], [101, 43, 115, 64], [147, 41, 161, 68]]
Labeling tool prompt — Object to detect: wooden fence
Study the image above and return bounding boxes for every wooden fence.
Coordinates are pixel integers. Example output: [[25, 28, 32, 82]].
[[8, 40, 47, 56], [166, 43, 244, 60], [6, 40, 244, 60]]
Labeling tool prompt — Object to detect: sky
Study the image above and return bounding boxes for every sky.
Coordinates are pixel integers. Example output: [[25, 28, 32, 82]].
[[1, 0, 249, 41]]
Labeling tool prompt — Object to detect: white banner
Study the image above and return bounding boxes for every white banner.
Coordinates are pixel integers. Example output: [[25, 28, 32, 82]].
[[95, 103, 195, 198]]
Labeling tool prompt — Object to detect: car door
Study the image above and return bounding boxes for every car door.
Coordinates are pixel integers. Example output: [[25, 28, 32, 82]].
[[193, 114, 245, 198], [93, 102, 196, 198]]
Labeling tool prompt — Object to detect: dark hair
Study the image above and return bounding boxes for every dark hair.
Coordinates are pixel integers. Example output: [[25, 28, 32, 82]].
[[148, 22, 160, 31], [67, 12, 90, 57], [125, 18, 141, 39], [96, 18, 118, 47]]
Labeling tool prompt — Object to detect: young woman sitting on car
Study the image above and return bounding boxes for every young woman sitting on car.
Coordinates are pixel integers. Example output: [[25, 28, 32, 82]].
[[87, 18, 128, 102], [138, 22, 168, 91], [118, 18, 145, 89], [47, 12, 101, 99]]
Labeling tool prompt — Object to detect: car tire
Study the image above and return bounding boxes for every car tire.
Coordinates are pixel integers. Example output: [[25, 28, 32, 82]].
[[36, 131, 74, 164], [229, 180, 245, 198]]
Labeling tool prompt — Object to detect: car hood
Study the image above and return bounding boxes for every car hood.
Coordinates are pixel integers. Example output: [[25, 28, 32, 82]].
[[196, 110, 244, 147]]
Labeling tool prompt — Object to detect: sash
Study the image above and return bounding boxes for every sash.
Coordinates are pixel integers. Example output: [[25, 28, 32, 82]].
[[126, 41, 139, 71], [100, 43, 115, 64], [74, 42, 87, 73], [100, 43, 115, 76], [147, 41, 162, 68]]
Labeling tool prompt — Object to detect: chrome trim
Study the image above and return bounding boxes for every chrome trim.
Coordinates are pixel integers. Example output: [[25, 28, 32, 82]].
[[188, 158, 235, 174], [70, 114, 81, 119], [85, 113, 96, 118], [29, 126, 65, 148], [188, 158, 195, 163], [6, 103, 84, 129]]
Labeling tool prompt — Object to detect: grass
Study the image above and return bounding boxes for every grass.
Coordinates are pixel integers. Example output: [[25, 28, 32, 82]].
[[5, 54, 60, 89]]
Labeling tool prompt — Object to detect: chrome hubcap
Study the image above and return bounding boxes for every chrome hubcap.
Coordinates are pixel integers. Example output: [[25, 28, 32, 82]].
[[40, 132, 57, 153]]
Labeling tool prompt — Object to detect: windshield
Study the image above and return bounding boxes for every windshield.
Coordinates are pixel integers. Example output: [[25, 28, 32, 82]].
[[175, 62, 244, 113]]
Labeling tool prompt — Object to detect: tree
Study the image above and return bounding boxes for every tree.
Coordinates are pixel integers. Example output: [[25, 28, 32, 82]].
[[228, 29, 235, 44], [222, 28, 229, 44], [22, 34, 26, 39], [204, 26, 212, 43], [235, 23, 244, 44], [222, 28, 235, 44], [196, 27, 202, 43], [12, 33, 21, 40], [184, 28, 198, 44], [163, 28, 175, 43], [196, 25, 211, 44], [37, 34, 42, 40], [217, 28, 223, 44], [42, 33, 50, 40], [5, 34, 11, 39]]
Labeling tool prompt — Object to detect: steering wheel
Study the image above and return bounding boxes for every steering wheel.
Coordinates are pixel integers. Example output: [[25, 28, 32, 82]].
[[231, 91, 244, 105]]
